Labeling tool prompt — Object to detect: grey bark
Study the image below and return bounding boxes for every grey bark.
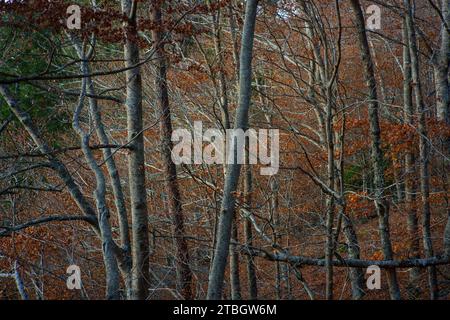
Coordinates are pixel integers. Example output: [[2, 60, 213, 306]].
[[72, 54, 121, 299], [350, 0, 401, 300], [230, 217, 242, 300], [404, 0, 439, 299], [244, 160, 258, 299], [333, 115, 365, 300], [336, 117, 365, 300], [249, 247, 450, 268], [342, 213, 365, 299], [433, 0, 450, 259], [206, 0, 259, 300], [325, 97, 335, 300], [402, 19, 421, 297], [213, 4, 242, 299], [150, 1, 193, 299], [71, 36, 132, 298], [13, 261, 28, 300], [434, 0, 450, 123], [270, 177, 282, 300], [121, 0, 150, 300], [0, 83, 123, 299], [0, 85, 97, 222]]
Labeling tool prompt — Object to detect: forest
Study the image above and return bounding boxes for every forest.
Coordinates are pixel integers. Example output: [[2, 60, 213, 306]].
[[0, 0, 449, 301]]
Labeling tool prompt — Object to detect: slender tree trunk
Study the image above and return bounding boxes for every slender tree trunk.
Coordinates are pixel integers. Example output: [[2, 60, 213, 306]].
[[392, 161, 403, 203], [213, 5, 232, 131], [150, 1, 193, 300], [229, 0, 240, 82], [350, 0, 401, 300], [338, 122, 365, 299], [13, 262, 28, 300], [404, 0, 439, 299], [0, 86, 97, 222], [0, 84, 126, 299], [70, 36, 133, 299], [208, 1, 242, 299], [433, 0, 450, 259], [435, 0, 450, 123], [336, 119, 365, 300], [230, 216, 242, 300], [402, 18, 421, 298], [86, 76, 132, 298], [121, 0, 150, 300], [211, 4, 242, 299], [342, 213, 365, 299], [207, 0, 259, 300], [270, 177, 282, 300], [325, 96, 335, 300], [244, 159, 258, 299], [73, 61, 121, 299]]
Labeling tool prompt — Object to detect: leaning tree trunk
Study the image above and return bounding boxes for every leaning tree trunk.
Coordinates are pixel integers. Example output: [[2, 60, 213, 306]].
[[350, 0, 401, 300], [206, 0, 259, 300], [211, 3, 242, 299], [404, 0, 439, 299], [0, 84, 124, 299], [0, 85, 97, 222], [150, 1, 193, 300], [121, 0, 150, 300]]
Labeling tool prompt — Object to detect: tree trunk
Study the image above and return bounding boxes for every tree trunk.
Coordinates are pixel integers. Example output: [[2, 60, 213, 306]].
[[150, 1, 193, 300], [435, 0, 450, 123], [1, 83, 123, 299], [70, 36, 132, 299], [230, 217, 242, 300], [350, 0, 401, 300], [433, 0, 450, 259], [244, 160, 258, 299], [342, 213, 365, 299], [206, 0, 259, 300], [402, 18, 421, 298], [121, 0, 150, 300], [270, 177, 282, 300], [212, 4, 242, 299], [404, 0, 439, 299], [73, 62, 121, 300], [336, 116, 365, 300], [325, 97, 335, 300], [0, 86, 97, 222]]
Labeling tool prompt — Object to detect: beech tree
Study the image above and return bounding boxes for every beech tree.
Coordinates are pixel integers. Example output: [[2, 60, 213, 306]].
[[0, 0, 449, 301]]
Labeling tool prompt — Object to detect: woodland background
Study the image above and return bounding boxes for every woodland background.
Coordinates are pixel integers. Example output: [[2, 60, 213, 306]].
[[0, 0, 449, 300]]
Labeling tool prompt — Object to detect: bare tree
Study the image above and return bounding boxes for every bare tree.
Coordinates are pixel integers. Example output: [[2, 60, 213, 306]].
[[404, 0, 439, 299], [402, 18, 420, 298], [207, 0, 259, 300], [350, 0, 401, 300], [121, 0, 150, 300], [150, 0, 193, 299]]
